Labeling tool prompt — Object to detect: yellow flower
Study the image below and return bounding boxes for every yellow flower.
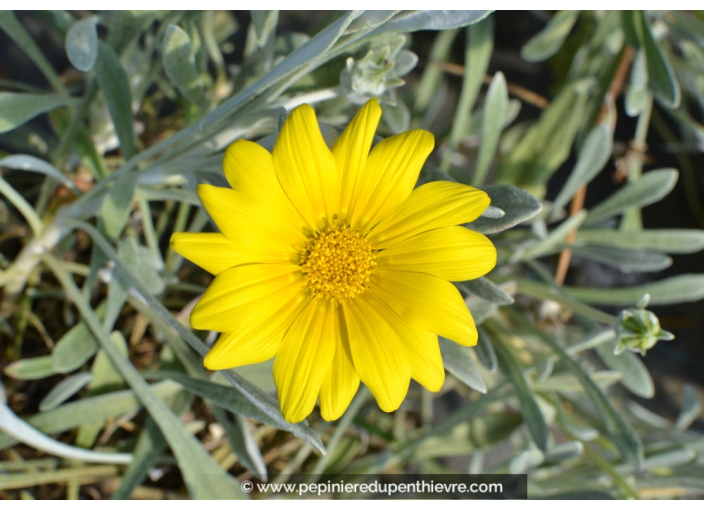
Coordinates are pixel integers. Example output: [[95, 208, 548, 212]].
[[170, 99, 496, 423]]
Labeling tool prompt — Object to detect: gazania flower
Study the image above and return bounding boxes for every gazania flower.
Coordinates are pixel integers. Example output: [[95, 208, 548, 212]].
[[171, 99, 496, 423]]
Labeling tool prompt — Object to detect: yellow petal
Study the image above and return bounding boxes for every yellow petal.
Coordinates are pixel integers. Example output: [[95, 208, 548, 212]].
[[197, 184, 305, 263], [273, 300, 338, 423], [369, 181, 490, 249], [332, 99, 382, 222], [351, 129, 434, 232], [376, 226, 497, 281], [273, 104, 338, 229], [319, 328, 360, 421], [203, 292, 310, 370], [191, 264, 304, 332], [170, 232, 241, 275], [343, 296, 410, 412], [407, 331, 445, 392], [368, 298, 445, 392], [223, 139, 307, 232], [373, 269, 478, 346]]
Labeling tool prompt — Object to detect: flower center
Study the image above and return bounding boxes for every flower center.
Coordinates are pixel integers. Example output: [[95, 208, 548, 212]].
[[299, 223, 376, 303]]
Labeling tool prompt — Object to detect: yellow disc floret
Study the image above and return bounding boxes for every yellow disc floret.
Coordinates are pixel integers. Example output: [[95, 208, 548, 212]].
[[299, 223, 376, 303]]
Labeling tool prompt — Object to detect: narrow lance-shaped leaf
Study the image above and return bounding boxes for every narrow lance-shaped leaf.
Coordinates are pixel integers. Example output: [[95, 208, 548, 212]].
[[508, 308, 644, 468], [574, 229, 704, 254], [493, 335, 549, 452], [585, 169, 678, 226], [596, 341, 655, 398], [4, 356, 55, 381], [0, 381, 183, 451], [439, 338, 487, 393], [368, 10, 491, 36], [474, 326, 497, 373], [551, 124, 612, 218], [162, 24, 211, 111], [521, 10, 580, 62], [39, 373, 93, 412], [93, 41, 136, 158], [0, 93, 75, 134], [473, 71, 508, 186], [0, 155, 80, 193], [518, 210, 588, 261], [566, 274, 704, 306], [638, 11, 681, 109], [569, 245, 672, 273], [43, 255, 246, 500], [0, 401, 133, 464]]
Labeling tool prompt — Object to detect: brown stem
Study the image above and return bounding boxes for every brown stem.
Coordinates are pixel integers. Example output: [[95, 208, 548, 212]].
[[554, 46, 635, 286]]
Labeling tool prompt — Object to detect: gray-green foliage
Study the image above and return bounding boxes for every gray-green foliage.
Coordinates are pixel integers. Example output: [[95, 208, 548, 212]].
[[1, 10, 703, 501]]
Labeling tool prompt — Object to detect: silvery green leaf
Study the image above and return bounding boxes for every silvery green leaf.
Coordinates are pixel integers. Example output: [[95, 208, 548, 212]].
[[111, 418, 168, 500], [466, 297, 496, 325], [585, 168, 678, 226], [65, 15, 99, 72], [596, 341, 654, 398], [473, 71, 508, 187], [626, 50, 649, 116], [0, 11, 66, 94], [4, 356, 55, 381], [466, 184, 542, 234], [344, 11, 398, 34], [118, 237, 165, 295], [509, 449, 544, 473], [518, 210, 588, 261], [474, 327, 497, 373], [87, 332, 128, 395], [520, 314, 644, 467], [391, 50, 418, 78], [0, 155, 79, 193], [638, 11, 681, 109], [250, 10, 278, 48], [94, 41, 136, 158], [533, 371, 622, 393], [641, 448, 696, 470], [458, 278, 514, 305], [39, 373, 93, 411], [566, 274, 704, 306], [675, 384, 702, 431], [51, 307, 102, 374], [383, 98, 410, 134], [150, 370, 280, 428], [575, 229, 704, 254], [0, 401, 132, 464], [570, 245, 672, 273], [439, 338, 486, 393], [370, 10, 491, 35], [163, 24, 210, 111], [234, 359, 276, 393], [521, 11, 580, 63], [494, 338, 549, 452], [557, 410, 599, 441], [218, 411, 268, 480], [100, 170, 137, 242], [0, 381, 182, 451], [551, 124, 612, 218], [545, 441, 584, 462], [45, 257, 246, 499], [0, 93, 75, 133]]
